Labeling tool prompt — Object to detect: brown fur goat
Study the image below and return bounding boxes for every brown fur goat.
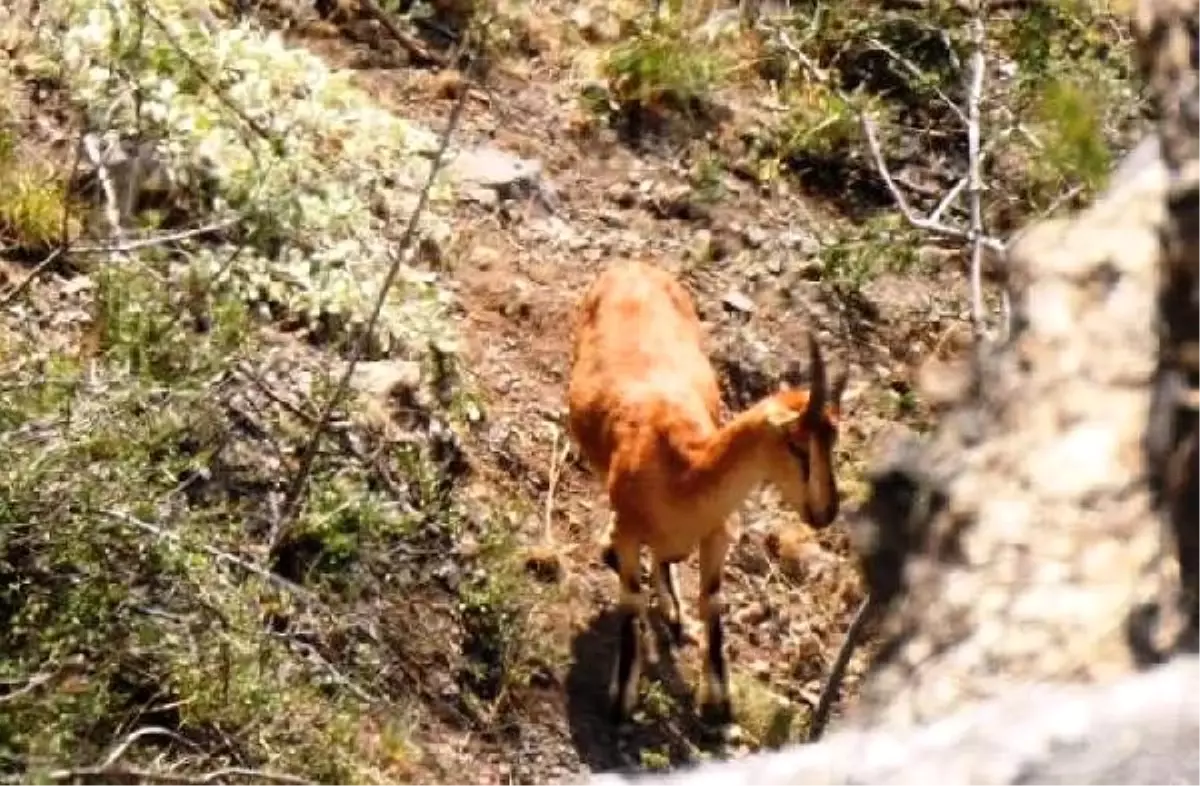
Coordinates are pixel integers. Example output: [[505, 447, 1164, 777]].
[[567, 260, 846, 730]]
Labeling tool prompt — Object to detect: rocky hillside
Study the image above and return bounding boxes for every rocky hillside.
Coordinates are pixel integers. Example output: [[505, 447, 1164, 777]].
[[0, 0, 1146, 783]]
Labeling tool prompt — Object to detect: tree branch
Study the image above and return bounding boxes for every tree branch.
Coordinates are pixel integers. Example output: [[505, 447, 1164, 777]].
[[965, 0, 988, 335], [772, 27, 1005, 256], [272, 26, 486, 552]]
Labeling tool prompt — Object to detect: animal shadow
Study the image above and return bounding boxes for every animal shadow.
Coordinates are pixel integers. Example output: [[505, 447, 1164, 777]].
[[565, 604, 734, 775]]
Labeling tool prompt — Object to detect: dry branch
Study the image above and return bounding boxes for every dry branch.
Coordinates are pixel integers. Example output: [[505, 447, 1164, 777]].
[[965, 0, 988, 335], [772, 10, 1012, 338], [805, 595, 876, 742], [273, 28, 485, 548], [102, 508, 320, 603], [771, 28, 1006, 258], [845, 118, 1172, 730], [69, 216, 241, 255], [49, 764, 310, 785]]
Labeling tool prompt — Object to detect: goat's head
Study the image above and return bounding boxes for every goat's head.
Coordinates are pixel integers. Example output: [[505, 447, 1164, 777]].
[[762, 334, 847, 529]]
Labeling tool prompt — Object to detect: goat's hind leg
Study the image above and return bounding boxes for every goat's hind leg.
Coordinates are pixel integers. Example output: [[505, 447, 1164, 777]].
[[608, 533, 646, 728], [697, 529, 735, 731]]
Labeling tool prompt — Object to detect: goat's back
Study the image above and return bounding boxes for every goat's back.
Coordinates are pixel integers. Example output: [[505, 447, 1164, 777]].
[[567, 261, 722, 478]]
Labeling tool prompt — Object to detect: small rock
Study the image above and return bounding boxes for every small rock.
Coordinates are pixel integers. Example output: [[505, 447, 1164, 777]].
[[767, 527, 826, 581], [448, 146, 546, 204], [569, 5, 621, 43], [461, 186, 499, 208], [798, 259, 825, 281], [456, 533, 481, 559], [732, 600, 771, 627], [523, 544, 565, 583], [781, 230, 821, 255], [919, 357, 971, 409], [432, 68, 466, 99], [350, 359, 422, 399], [60, 276, 94, 296], [722, 290, 755, 314], [742, 225, 768, 249], [606, 182, 637, 208], [651, 183, 709, 222], [689, 229, 716, 262], [750, 658, 773, 681], [470, 245, 502, 270]]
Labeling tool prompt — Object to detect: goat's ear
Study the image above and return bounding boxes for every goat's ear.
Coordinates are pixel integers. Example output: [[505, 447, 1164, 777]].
[[764, 400, 800, 429]]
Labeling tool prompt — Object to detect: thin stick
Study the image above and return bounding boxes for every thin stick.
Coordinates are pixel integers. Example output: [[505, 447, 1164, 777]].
[[860, 116, 1004, 254], [864, 35, 967, 125], [965, 0, 988, 336], [48, 765, 309, 785], [0, 669, 57, 704], [543, 427, 562, 545], [273, 34, 482, 550], [0, 248, 63, 306], [807, 595, 876, 742], [101, 508, 320, 603], [81, 132, 128, 254], [69, 217, 240, 255]]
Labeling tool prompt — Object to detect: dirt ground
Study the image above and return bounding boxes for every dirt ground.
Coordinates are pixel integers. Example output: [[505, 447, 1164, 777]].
[[240, 4, 987, 782]]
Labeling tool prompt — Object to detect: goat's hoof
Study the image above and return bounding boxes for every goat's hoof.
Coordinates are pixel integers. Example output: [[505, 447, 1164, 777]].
[[666, 619, 685, 646], [666, 618, 702, 648], [609, 698, 634, 731], [714, 722, 746, 745], [699, 698, 733, 727]]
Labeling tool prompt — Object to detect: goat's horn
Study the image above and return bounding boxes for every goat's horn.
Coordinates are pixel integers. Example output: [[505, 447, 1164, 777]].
[[805, 332, 827, 421]]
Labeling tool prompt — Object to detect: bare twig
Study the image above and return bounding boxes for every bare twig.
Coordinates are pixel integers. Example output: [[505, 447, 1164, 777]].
[[81, 132, 128, 253], [101, 508, 319, 603], [808, 595, 876, 742], [2, 724, 309, 786], [271, 631, 378, 704], [542, 426, 571, 546], [273, 31, 484, 552], [69, 217, 241, 255], [356, 0, 448, 67], [965, 0, 988, 336], [99, 726, 197, 770], [0, 669, 57, 705], [0, 248, 64, 306], [864, 36, 967, 125], [49, 764, 309, 785], [860, 116, 1004, 253], [773, 27, 1005, 255], [231, 361, 416, 506], [929, 176, 968, 223], [133, 0, 282, 153]]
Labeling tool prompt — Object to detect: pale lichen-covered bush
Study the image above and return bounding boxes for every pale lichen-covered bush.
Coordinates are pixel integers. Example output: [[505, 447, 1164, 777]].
[[49, 0, 458, 354]]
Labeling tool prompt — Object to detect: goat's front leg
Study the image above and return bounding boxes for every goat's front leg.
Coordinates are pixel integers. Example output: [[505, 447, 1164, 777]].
[[697, 528, 733, 728], [608, 532, 645, 727]]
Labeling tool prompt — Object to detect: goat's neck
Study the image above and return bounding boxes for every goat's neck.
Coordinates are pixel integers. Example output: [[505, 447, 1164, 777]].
[[680, 403, 776, 521]]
